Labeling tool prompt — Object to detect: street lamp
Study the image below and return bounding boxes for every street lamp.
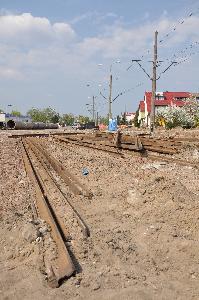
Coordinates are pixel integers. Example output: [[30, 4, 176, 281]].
[[86, 83, 100, 124], [86, 96, 97, 123]]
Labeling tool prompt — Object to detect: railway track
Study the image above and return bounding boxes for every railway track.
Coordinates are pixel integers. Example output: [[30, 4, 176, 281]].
[[13, 131, 199, 287], [53, 132, 180, 154], [53, 133, 199, 169], [21, 137, 90, 287]]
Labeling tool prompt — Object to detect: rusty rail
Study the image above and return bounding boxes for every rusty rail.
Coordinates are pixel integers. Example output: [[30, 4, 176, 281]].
[[54, 136, 124, 157], [25, 138, 90, 238], [28, 137, 93, 198], [146, 153, 199, 168], [54, 133, 199, 169], [55, 133, 179, 155], [9, 131, 85, 138], [22, 139, 75, 287]]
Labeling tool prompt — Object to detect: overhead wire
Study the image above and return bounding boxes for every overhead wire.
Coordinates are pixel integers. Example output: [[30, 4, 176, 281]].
[[159, 8, 199, 44]]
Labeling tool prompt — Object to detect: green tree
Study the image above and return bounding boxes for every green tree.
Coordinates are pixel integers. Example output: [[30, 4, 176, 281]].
[[120, 112, 128, 125], [78, 115, 90, 124], [61, 113, 75, 126], [11, 110, 21, 117], [133, 109, 140, 128], [117, 115, 121, 125], [27, 108, 44, 122], [27, 107, 60, 123], [50, 112, 60, 124], [99, 115, 109, 125]]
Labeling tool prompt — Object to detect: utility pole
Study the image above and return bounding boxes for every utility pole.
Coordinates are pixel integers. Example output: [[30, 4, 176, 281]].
[[92, 96, 95, 122], [150, 30, 158, 133], [96, 111, 99, 126], [131, 31, 177, 133], [109, 74, 113, 119]]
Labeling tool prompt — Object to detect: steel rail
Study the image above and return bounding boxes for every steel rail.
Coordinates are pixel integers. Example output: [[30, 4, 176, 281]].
[[9, 131, 85, 138], [28, 137, 93, 199], [25, 138, 90, 238], [22, 139, 75, 288], [54, 136, 125, 157], [55, 134, 199, 169], [56, 134, 178, 155], [146, 153, 199, 168]]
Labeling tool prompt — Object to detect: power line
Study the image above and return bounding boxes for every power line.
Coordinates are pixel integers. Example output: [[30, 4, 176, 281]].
[[112, 82, 144, 102], [165, 41, 199, 62], [159, 8, 199, 44]]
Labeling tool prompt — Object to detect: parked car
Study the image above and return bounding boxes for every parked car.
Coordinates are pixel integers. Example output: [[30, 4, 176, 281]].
[[72, 122, 81, 129]]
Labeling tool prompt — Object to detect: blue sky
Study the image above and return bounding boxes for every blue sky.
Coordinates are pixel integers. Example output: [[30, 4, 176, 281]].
[[0, 0, 198, 117]]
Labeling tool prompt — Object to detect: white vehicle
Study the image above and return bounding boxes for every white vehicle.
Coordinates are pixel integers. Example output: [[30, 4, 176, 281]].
[[72, 122, 80, 129]]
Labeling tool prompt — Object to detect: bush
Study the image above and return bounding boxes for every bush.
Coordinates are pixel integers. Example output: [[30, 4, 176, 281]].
[[156, 101, 197, 129]]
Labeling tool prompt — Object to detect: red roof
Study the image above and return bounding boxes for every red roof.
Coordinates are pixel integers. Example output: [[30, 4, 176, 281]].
[[145, 91, 191, 113]]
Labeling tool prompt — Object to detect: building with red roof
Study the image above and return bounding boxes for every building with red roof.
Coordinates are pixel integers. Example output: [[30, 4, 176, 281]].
[[138, 91, 191, 126], [125, 112, 136, 122]]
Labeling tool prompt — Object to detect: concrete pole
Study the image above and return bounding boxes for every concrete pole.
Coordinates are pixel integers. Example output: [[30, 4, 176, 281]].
[[92, 96, 95, 122], [96, 111, 98, 126], [109, 74, 113, 119], [150, 30, 158, 133]]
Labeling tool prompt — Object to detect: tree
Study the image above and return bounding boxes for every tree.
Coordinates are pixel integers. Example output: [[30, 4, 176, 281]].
[[27, 107, 60, 123], [78, 115, 90, 124], [117, 115, 121, 125], [120, 112, 127, 125], [156, 104, 196, 129], [51, 113, 60, 124], [11, 110, 21, 117], [134, 109, 140, 128], [27, 108, 45, 122], [99, 115, 109, 125], [61, 113, 75, 126]]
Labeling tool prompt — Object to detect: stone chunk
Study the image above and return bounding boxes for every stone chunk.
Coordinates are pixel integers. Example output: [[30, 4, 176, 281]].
[[22, 223, 39, 243]]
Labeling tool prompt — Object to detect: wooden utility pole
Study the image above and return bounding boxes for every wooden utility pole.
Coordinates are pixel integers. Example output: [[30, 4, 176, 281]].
[[109, 74, 113, 119], [150, 30, 158, 133]]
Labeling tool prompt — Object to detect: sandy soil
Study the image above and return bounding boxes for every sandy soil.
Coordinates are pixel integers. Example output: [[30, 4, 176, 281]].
[[1, 129, 199, 300]]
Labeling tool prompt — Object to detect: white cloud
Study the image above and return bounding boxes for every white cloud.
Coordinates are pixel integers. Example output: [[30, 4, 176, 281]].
[[0, 11, 199, 83], [70, 11, 118, 25], [53, 22, 74, 36], [75, 14, 199, 59], [0, 67, 23, 79], [0, 13, 75, 46]]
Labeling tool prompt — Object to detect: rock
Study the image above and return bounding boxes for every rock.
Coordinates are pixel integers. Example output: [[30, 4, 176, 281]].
[[141, 162, 166, 170], [39, 225, 49, 235], [36, 237, 42, 243], [19, 180, 25, 185], [126, 189, 141, 205], [92, 282, 101, 291], [74, 278, 82, 286], [192, 149, 199, 160], [22, 223, 39, 243], [6, 252, 13, 260]]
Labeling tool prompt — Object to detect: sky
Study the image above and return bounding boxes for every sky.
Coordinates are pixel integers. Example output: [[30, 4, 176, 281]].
[[0, 0, 199, 117]]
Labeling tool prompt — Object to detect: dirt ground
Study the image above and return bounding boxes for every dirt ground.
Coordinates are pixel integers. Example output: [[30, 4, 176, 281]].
[[1, 129, 199, 300]]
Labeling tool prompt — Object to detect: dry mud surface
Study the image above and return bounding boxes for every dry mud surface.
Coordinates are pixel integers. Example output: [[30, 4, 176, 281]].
[[1, 130, 199, 300]]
